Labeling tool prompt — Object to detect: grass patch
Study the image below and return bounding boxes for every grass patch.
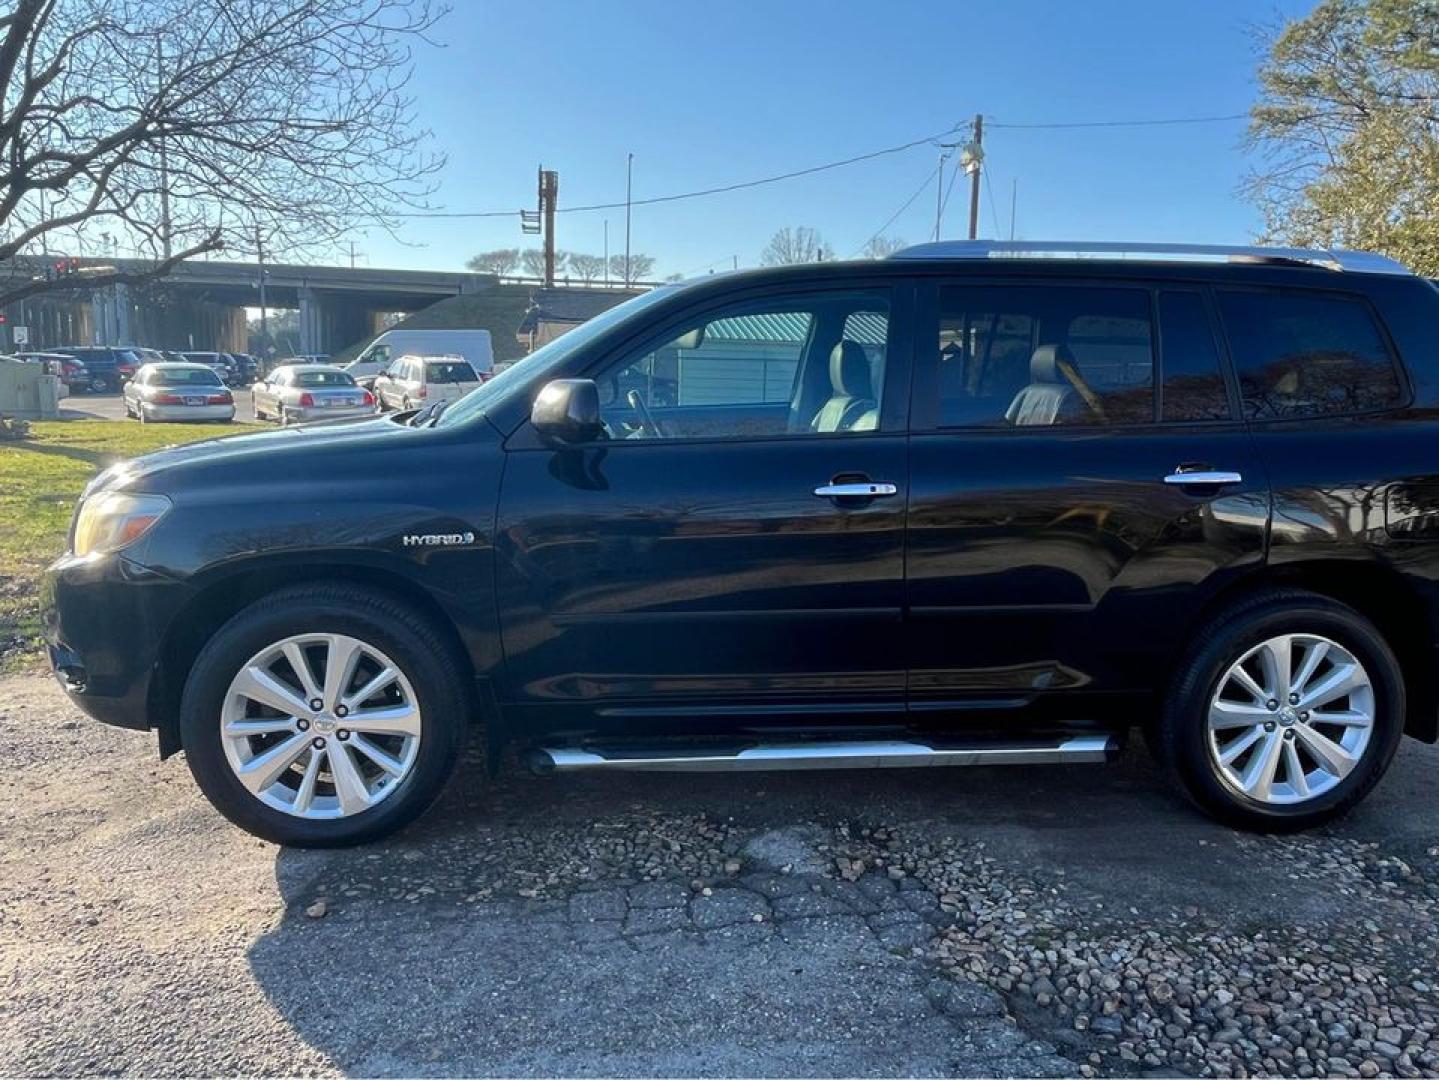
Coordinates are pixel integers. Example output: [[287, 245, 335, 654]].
[[0, 419, 247, 672]]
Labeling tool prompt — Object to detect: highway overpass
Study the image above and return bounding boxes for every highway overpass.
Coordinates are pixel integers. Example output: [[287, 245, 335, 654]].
[[2, 257, 539, 356]]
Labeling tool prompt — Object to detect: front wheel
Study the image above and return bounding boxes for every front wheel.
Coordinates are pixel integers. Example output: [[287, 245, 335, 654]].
[[90, 374, 110, 394], [1159, 591, 1404, 832], [179, 584, 470, 846]]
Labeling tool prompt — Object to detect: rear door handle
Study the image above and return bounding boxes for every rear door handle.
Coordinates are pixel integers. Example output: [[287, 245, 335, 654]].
[[1163, 470, 1243, 487], [814, 482, 899, 498]]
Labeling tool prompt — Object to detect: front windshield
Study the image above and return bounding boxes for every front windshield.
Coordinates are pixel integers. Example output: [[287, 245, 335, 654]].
[[435, 286, 679, 428]]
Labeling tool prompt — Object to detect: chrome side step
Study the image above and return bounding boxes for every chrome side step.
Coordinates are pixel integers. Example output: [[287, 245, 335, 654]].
[[526, 735, 1116, 774]]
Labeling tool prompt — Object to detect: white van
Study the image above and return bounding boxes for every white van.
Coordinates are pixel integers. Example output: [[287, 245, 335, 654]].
[[344, 329, 494, 384]]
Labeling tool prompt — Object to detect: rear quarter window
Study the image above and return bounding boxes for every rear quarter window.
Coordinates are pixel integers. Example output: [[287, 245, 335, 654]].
[[1217, 290, 1403, 420]]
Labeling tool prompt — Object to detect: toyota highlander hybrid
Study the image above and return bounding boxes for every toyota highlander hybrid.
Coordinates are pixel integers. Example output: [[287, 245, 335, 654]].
[[42, 241, 1439, 846]]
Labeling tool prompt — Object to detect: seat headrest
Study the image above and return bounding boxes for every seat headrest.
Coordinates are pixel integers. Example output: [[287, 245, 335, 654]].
[[1030, 344, 1077, 384], [830, 340, 872, 397]]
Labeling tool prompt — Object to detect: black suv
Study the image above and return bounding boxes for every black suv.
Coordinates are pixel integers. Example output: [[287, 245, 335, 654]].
[[42, 242, 1439, 847], [51, 345, 140, 393]]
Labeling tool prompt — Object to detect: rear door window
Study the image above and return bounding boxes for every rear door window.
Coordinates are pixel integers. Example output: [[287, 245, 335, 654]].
[[1217, 290, 1403, 420], [936, 284, 1155, 427]]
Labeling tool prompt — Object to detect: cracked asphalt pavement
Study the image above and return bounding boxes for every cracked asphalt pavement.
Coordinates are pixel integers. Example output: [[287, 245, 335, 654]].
[[2, 672, 1438, 1077]]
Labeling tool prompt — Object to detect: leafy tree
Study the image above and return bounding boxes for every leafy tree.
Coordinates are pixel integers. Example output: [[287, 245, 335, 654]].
[[760, 226, 834, 266], [1248, 0, 1439, 275], [568, 253, 606, 282], [466, 249, 520, 275], [0, 0, 444, 308], [861, 236, 907, 259], [607, 253, 655, 283]]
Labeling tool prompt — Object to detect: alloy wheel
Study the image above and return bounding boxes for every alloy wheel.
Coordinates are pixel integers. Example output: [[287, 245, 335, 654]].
[[220, 633, 422, 819], [1206, 633, 1374, 805]]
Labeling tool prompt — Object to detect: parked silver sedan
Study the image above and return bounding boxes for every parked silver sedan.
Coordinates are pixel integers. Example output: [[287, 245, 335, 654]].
[[251, 364, 375, 425], [122, 363, 236, 423]]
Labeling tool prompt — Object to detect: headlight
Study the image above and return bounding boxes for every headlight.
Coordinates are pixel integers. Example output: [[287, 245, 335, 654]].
[[72, 492, 172, 558]]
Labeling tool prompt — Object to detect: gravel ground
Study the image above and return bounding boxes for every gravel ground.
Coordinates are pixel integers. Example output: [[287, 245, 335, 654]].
[[2, 673, 1438, 1077]]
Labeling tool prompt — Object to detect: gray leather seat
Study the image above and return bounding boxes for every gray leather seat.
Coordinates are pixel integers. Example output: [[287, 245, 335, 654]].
[[1005, 344, 1080, 427], [812, 341, 877, 433]]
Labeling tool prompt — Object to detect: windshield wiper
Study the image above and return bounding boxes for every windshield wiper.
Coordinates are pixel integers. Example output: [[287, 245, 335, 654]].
[[425, 400, 450, 426], [407, 402, 437, 427]]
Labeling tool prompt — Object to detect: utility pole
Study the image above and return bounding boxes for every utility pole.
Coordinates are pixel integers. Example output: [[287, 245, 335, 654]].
[[966, 113, 984, 241], [155, 32, 172, 259], [1009, 178, 1018, 241], [255, 224, 268, 353], [539, 167, 559, 287], [624, 152, 633, 285], [935, 151, 946, 241], [347, 239, 363, 268], [603, 219, 610, 285]]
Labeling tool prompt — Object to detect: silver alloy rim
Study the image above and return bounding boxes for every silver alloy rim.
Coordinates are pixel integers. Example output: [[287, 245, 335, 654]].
[[220, 633, 421, 819], [1207, 633, 1374, 805]]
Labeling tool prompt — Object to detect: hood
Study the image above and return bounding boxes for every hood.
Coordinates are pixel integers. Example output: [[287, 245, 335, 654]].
[[86, 415, 423, 499]]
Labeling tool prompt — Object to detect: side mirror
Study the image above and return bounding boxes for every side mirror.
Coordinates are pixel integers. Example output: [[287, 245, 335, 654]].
[[531, 378, 602, 443]]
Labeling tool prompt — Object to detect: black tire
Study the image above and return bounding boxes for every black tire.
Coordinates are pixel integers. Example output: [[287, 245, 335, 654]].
[[90, 374, 110, 393], [1158, 590, 1404, 832], [179, 584, 471, 847]]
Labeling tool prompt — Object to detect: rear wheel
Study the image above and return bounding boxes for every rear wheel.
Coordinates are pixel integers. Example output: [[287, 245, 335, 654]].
[[90, 373, 111, 393], [179, 584, 470, 846], [1159, 591, 1403, 831]]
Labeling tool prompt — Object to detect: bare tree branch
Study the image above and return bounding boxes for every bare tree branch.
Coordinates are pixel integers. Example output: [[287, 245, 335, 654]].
[[0, 0, 447, 308]]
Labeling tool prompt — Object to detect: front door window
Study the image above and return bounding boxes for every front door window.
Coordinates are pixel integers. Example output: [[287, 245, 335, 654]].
[[596, 291, 891, 441]]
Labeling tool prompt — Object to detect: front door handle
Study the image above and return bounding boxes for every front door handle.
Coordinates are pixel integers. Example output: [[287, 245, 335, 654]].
[[814, 481, 899, 498], [1163, 469, 1243, 487]]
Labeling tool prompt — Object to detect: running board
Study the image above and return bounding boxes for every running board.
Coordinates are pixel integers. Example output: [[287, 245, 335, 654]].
[[525, 735, 1117, 774]]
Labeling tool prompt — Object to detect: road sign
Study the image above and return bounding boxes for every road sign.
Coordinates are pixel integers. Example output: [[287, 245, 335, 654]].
[[12, 325, 28, 345]]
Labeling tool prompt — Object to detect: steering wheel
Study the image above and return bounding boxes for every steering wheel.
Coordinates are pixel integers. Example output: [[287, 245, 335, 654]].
[[625, 389, 668, 438]]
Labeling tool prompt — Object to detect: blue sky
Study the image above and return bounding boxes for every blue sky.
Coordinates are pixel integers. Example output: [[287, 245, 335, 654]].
[[356, 0, 1314, 277]]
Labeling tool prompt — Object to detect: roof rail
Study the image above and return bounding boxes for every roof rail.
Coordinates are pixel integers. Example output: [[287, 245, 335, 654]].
[[889, 240, 1413, 276]]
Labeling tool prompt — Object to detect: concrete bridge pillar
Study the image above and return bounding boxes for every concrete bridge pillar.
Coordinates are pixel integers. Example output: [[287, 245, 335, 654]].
[[299, 286, 322, 356]]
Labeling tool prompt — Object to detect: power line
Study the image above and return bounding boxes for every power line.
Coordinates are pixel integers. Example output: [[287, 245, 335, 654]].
[[982, 167, 1003, 239], [987, 112, 1249, 130], [402, 123, 964, 220], [854, 163, 940, 256], [938, 157, 963, 223]]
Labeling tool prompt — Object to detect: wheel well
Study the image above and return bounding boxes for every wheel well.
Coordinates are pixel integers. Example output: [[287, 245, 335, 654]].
[[149, 564, 478, 757], [1179, 562, 1437, 742]]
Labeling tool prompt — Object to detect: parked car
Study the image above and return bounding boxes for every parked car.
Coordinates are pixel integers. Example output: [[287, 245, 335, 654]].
[[181, 351, 237, 386], [372, 353, 481, 412], [251, 364, 374, 425], [12, 351, 83, 396], [344, 329, 494, 384], [41, 241, 1439, 847], [131, 347, 168, 367], [121, 363, 235, 423], [50, 346, 140, 393], [225, 353, 258, 384]]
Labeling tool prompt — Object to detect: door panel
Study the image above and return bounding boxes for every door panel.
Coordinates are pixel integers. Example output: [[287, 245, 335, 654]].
[[906, 427, 1268, 704], [495, 436, 909, 736]]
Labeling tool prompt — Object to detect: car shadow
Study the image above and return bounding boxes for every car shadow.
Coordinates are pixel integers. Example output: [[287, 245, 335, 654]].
[[244, 738, 1439, 1074]]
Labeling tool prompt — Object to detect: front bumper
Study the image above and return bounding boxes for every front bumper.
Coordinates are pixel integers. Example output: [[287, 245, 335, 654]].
[[42, 553, 191, 732], [141, 403, 235, 422]]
